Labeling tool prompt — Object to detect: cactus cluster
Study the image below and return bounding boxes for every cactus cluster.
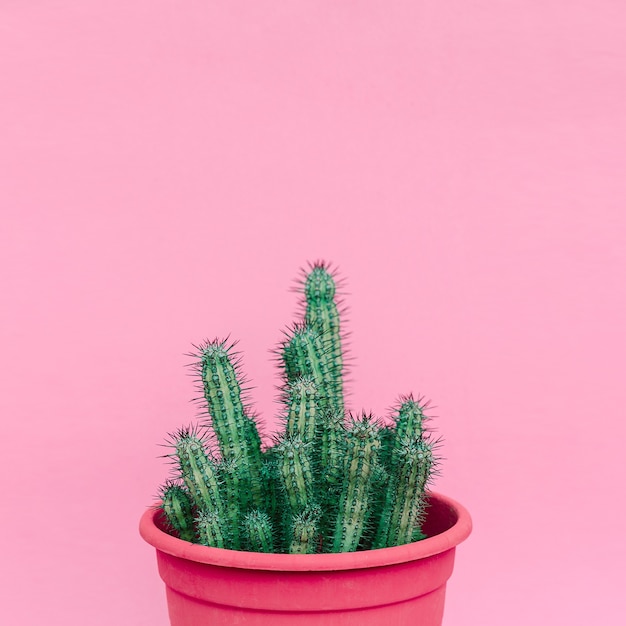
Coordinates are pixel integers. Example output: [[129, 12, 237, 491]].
[[157, 262, 440, 554]]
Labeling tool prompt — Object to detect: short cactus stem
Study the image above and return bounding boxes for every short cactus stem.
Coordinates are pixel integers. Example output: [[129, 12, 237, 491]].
[[285, 376, 318, 443], [378, 424, 395, 469], [289, 507, 321, 554], [374, 438, 433, 548], [196, 509, 227, 549], [159, 482, 196, 543], [276, 436, 316, 515], [331, 416, 381, 553], [174, 430, 225, 519], [391, 396, 427, 462], [304, 263, 344, 415], [243, 510, 274, 553]]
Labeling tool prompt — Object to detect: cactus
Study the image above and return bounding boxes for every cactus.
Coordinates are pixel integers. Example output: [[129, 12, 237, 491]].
[[303, 262, 345, 416], [373, 438, 434, 549], [243, 510, 275, 553], [196, 509, 228, 549], [331, 415, 381, 552], [196, 340, 265, 512], [283, 376, 318, 443], [276, 436, 316, 514], [172, 428, 224, 515], [159, 481, 196, 543], [218, 457, 243, 548], [289, 507, 321, 554], [390, 395, 429, 462], [280, 324, 334, 415], [155, 262, 440, 554]]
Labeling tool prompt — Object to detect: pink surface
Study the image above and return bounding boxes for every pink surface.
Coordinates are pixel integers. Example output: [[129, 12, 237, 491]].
[[1, 2, 624, 625]]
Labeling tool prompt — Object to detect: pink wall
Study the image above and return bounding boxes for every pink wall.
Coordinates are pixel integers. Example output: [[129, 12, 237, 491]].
[[1, 2, 624, 624]]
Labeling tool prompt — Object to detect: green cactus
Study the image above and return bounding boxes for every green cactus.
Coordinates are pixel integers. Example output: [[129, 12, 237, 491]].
[[280, 324, 335, 416], [259, 449, 281, 530], [378, 424, 395, 470], [196, 509, 228, 549], [173, 428, 224, 514], [217, 457, 243, 549], [289, 507, 321, 554], [374, 438, 434, 549], [390, 395, 428, 462], [358, 462, 390, 551], [159, 481, 196, 543], [197, 340, 264, 511], [331, 416, 381, 552], [243, 510, 275, 553], [284, 376, 318, 443], [276, 436, 317, 516], [156, 262, 440, 554], [303, 262, 345, 416], [314, 409, 345, 542]]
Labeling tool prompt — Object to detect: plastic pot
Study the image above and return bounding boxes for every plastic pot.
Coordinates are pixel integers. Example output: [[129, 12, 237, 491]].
[[139, 491, 471, 625]]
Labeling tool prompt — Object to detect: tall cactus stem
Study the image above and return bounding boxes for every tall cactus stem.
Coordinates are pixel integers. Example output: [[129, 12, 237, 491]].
[[198, 340, 264, 510], [304, 263, 344, 415], [199, 341, 248, 460]]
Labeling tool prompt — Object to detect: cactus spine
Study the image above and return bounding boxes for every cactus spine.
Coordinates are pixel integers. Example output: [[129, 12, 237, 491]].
[[157, 263, 439, 554]]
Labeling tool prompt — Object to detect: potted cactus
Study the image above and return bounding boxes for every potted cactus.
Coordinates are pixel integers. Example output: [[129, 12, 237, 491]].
[[139, 262, 471, 625]]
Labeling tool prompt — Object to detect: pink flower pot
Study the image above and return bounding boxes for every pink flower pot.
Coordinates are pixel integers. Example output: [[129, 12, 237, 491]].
[[139, 491, 471, 625]]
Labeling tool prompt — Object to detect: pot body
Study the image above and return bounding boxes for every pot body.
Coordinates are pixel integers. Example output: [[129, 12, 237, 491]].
[[140, 492, 471, 626]]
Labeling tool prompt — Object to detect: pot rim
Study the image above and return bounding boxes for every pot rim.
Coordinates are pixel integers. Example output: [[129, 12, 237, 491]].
[[139, 491, 471, 572]]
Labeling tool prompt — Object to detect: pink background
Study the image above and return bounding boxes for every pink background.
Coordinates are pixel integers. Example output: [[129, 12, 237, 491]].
[[1, 1, 625, 624]]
